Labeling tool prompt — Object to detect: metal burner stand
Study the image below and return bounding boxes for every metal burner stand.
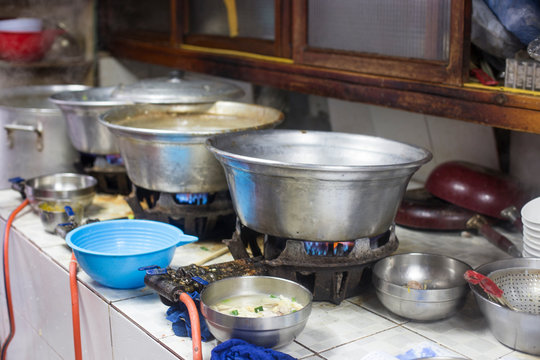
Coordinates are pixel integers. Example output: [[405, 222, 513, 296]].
[[226, 222, 399, 304], [145, 220, 398, 305], [126, 188, 236, 240], [75, 153, 131, 195]]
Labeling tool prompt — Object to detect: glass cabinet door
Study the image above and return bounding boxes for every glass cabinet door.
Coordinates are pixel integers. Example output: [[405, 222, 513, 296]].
[[180, 0, 290, 57], [307, 0, 451, 61], [294, 0, 468, 85]]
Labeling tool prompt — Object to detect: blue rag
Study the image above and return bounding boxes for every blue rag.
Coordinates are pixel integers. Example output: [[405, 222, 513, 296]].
[[211, 339, 297, 360], [166, 291, 214, 342]]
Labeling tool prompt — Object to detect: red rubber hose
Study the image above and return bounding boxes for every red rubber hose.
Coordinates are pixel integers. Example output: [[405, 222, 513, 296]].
[[1, 199, 29, 360], [179, 292, 202, 360], [70, 252, 82, 360]]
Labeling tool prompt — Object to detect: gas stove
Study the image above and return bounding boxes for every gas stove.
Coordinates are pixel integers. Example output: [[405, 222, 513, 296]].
[[145, 220, 398, 305], [75, 153, 131, 195], [125, 185, 236, 240]]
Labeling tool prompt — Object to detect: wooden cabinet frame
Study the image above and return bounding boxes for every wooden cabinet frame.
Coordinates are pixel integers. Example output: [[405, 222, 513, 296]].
[[292, 0, 471, 85], [99, 0, 540, 134], [169, 0, 292, 57]]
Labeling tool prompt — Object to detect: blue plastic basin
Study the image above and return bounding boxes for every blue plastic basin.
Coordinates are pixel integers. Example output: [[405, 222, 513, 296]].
[[65, 219, 198, 289]]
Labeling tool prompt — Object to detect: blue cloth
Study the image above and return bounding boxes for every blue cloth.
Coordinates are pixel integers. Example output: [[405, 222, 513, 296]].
[[166, 291, 214, 342], [483, 0, 540, 45], [211, 339, 297, 360]]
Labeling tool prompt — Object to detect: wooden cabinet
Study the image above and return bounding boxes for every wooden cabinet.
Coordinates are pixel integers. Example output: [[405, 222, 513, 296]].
[[98, 0, 540, 134]]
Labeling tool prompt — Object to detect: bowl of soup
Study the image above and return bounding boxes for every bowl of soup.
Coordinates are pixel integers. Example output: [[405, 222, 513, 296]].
[[200, 276, 313, 348]]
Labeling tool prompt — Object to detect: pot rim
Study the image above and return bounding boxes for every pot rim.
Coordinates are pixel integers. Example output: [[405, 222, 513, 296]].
[[206, 129, 433, 173], [49, 86, 132, 107], [98, 101, 285, 138], [0, 84, 90, 113]]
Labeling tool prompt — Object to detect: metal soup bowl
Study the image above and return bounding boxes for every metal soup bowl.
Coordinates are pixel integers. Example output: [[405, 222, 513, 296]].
[[99, 102, 283, 193], [200, 276, 313, 349], [470, 258, 540, 355], [13, 173, 97, 211], [206, 129, 432, 241], [372, 253, 472, 321]]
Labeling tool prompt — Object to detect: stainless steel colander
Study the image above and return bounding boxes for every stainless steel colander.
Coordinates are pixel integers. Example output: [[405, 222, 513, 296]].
[[488, 268, 540, 314]]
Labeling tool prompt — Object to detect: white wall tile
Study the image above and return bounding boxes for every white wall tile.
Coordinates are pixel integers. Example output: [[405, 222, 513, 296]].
[[510, 131, 540, 198], [327, 101, 502, 184], [369, 106, 433, 181], [403, 295, 514, 360], [327, 98, 375, 135], [7, 226, 113, 360], [295, 301, 397, 353], [110, 307, 181, 360], [5, 311, 63, 360], [97, 55, 140, 87], [319, 326, 463, 360], [9, 228, 75, 359], [112, 294, 174, 338], [78, 280, 114, 360], [426, 114, 500, 171]]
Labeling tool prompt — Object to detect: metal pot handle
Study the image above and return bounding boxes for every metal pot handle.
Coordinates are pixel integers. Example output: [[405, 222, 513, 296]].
[[4, 122, 44, 151]]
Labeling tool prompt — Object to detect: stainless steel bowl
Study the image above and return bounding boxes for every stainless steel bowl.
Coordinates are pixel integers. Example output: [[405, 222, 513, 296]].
[[372, 253, 472, 321], [13, 173, 97, 211], [38, 201, 83, 233], [200, 276, 313, 349], [50, 87, 130, 155], [206, 130, 432, 241], [470, 258, 540, 355]]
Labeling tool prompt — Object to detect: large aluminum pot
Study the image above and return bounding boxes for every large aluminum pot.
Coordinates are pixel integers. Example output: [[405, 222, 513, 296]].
[[0, 84, 88, 189], [49, 87, 130, 155], [206, 130, 432, 241], [99, 102, 283, 193], [469, 258, 540, 355]]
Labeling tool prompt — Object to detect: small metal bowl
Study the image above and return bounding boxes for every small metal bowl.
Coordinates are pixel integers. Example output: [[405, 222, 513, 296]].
[[372, 253, 472, 321], [38, 202, 83, 234], [12, 173, 97, 212], [200, 276, 313, 348]]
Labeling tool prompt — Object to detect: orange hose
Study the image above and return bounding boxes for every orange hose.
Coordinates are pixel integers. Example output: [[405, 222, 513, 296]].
[[1, 199, 29, 360], [179, 292, 202, 360], [70, 252, 82, 360]]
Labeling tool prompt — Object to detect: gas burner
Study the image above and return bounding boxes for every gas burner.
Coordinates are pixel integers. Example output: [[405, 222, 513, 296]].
[[145, 220, 398, 305], [75, 153, 131, 195], [126, 186, 236, 240]]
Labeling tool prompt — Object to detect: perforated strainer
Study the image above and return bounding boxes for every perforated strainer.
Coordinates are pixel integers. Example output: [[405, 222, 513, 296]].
[[488, 268, 540, 314]]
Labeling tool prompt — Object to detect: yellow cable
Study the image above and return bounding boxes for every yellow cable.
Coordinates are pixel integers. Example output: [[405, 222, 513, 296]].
[[223, 0, 239, 37], [179, 43, 294, 64], [464, 82, 540, 96]]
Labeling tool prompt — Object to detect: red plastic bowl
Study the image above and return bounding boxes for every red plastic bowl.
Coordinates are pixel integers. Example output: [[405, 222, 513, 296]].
[[0, 29, 62, 62]]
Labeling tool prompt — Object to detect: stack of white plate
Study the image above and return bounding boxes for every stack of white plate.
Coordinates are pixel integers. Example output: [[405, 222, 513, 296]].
[[521, 197, 540, 257]]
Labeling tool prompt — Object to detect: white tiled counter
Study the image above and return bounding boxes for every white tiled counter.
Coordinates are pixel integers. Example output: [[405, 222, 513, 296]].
[[0, 189, 538, 360]]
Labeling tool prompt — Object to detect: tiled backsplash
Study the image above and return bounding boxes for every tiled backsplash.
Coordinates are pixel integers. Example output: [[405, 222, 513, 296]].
[[328, 98, 501, 182], [98, 54, 540, 196]]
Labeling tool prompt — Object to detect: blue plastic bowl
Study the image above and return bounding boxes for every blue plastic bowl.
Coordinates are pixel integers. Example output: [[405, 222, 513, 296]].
[[65, 219, 198, 289]]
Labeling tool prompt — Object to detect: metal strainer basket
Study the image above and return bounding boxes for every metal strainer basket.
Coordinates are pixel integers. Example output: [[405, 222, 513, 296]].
[[488, 268, 540, 314]]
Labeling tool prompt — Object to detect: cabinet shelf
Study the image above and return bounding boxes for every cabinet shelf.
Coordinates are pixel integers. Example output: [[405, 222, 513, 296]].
[[106, 37, 540, 134]]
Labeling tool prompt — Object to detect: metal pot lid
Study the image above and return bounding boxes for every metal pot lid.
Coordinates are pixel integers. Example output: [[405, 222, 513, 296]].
[[110, 71, 245, 104]]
